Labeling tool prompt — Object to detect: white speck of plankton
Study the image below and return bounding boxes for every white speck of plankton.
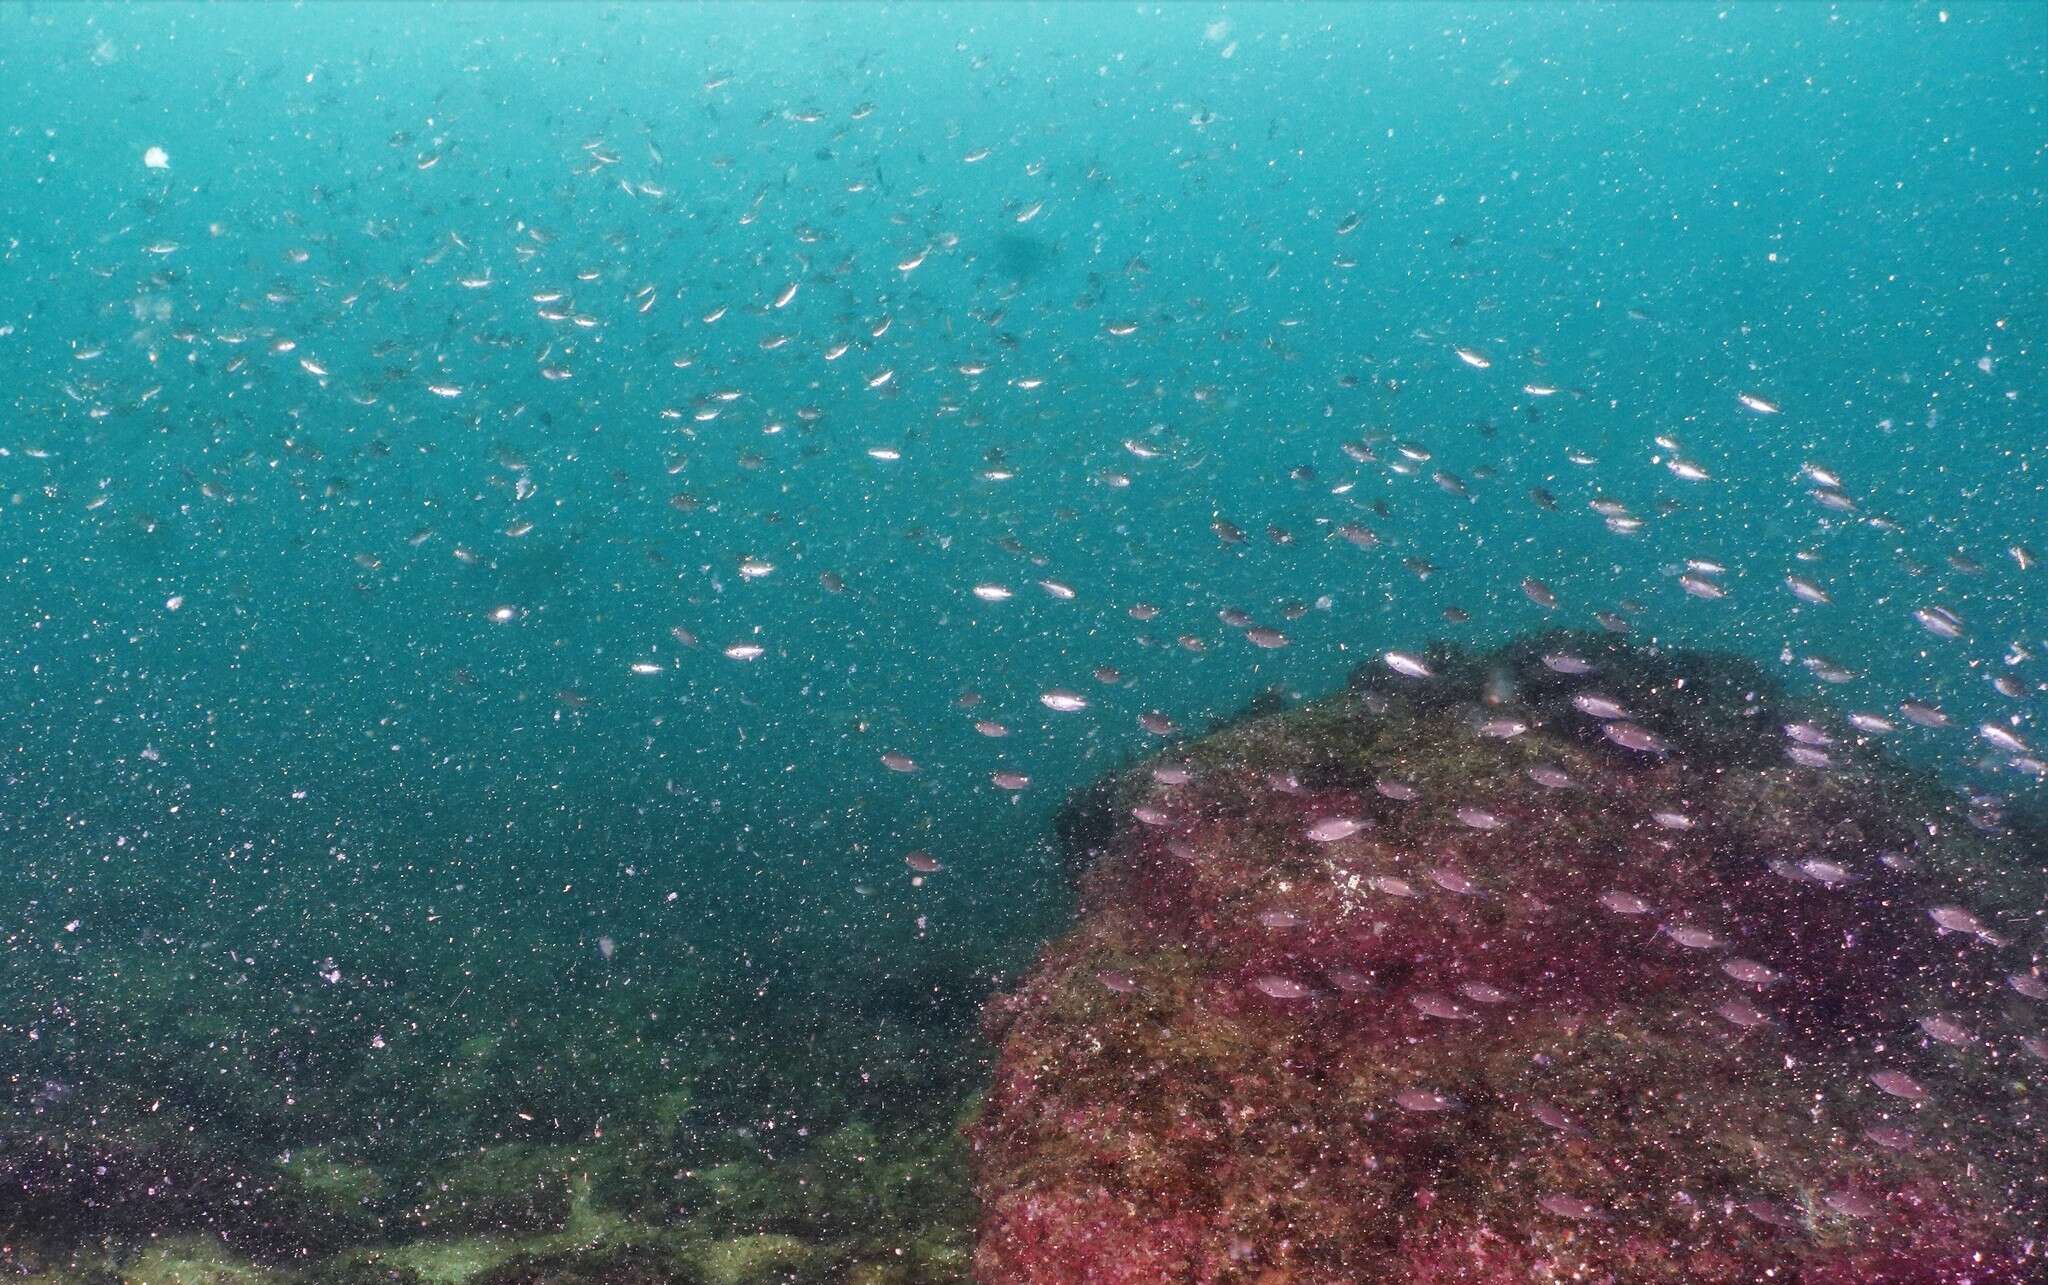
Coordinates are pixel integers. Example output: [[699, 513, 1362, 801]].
[[143, 145, 170, 170]]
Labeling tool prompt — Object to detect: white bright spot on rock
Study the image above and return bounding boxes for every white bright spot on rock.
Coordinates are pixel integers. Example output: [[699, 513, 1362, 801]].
[[143, 146, 170, 170]]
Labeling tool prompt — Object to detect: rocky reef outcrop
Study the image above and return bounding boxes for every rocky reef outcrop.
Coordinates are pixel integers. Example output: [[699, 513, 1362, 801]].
[[970, 632, 2045, 1283]]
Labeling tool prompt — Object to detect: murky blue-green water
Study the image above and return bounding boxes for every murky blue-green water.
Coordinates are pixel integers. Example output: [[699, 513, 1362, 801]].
[[0, 3, 2041, 1280]]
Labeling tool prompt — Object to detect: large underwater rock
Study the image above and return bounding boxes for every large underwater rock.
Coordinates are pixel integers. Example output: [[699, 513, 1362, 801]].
[[970, 632, 2045, 1284]]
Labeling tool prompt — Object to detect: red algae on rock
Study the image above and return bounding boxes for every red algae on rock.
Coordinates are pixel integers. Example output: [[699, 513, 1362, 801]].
[[971, 632, 2045, 1284]]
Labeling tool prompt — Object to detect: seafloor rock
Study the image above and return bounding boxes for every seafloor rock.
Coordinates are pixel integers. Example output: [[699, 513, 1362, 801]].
[[467, 1240, 705, 1285], [970, 632, 2046, 1283], [0, 1099, 386, 1261], [398, 1142, 581, 1238]]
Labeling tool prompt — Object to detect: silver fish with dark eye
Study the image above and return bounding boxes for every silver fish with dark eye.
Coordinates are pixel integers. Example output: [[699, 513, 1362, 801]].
[[1542, 652, 1596, 675], [1603, 722, 1667, 753], [1785, 574, 1831, 604], [1572, 693, 1629, 720], [1913, 604, 1966, 639]]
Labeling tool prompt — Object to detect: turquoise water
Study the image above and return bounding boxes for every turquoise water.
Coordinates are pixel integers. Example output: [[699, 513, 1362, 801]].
[[0, 2, 2041, 1277]]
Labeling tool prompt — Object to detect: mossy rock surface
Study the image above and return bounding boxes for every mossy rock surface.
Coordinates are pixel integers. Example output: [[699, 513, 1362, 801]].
[[693, 1233, 818, 1285], [977, 631, 2047, 1283], [100, 1236, 291, 1285], [466, 1241, 701, 1285], [399, 1145, 583, 1239], [304, 1253, 432, 1285]]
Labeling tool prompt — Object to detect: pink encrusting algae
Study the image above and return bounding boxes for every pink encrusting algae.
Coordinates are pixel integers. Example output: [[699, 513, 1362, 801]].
[[970, 632, 2044, 1283]]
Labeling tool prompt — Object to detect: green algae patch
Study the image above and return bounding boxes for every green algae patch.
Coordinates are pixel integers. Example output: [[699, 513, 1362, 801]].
[[694, 1233, 818, 1285], [99, 1237, 292, 1285]]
